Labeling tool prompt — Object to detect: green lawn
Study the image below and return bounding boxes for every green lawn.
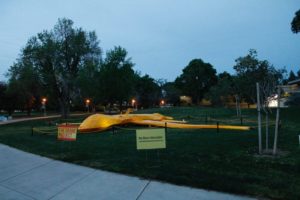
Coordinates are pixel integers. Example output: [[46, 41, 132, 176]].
[[0, 107, 300, 199]]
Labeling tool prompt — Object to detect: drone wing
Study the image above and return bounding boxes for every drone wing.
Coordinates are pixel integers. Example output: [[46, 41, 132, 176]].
[[130, 120, 250, 131]]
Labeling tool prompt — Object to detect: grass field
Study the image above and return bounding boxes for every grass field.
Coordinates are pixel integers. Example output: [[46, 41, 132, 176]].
[[0, 107, 300, 199]]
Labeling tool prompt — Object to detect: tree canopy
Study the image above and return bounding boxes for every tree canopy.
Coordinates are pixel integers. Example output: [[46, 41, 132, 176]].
[[135, 74, 161, 108], [3, 18, 165, 115], [234, 49, 284, 104], [99, 46, 135, 108], [1, 17, 292, 115], [175, 59, 217, 104], [291, 9, 300, 33], [287, 70, 297, 82], [6, 61, 42, 115], [14, 18, 101, 117], [206, 72, 235, 106]]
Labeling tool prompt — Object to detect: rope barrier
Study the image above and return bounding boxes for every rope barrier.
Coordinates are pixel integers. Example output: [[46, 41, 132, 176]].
[[59, 123, 81, 126], [114, 126, 136, 131], [32, 122, 80, 135], [209, 117, 241, 123], [33, 127, 57, 131], [114, 126, 160, 131], [187, 116, 276, 125], [250, 122, 276, 128], [32, 127, 57, 134]]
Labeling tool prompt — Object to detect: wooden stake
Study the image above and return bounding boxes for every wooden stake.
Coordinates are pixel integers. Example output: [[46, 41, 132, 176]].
[[273, 87, 281, 155], [256, 82, 262, 154]]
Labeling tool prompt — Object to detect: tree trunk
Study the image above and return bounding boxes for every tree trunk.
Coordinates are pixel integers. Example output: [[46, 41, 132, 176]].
[[59, 98, 70, 119], [235, 95, 239, 117], [273, 87, 281, 155], [238, 100, 242, 119]]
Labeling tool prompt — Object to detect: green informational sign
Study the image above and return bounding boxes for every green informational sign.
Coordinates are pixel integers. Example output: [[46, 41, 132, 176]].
[[136, 128, 166, 150]]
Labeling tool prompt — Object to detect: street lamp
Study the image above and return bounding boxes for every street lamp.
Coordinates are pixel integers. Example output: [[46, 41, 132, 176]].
[[41, 98, 47, 116], [85, 99, 91, 113], [131, 99, 137, 110], [160, 100, 165, 107]]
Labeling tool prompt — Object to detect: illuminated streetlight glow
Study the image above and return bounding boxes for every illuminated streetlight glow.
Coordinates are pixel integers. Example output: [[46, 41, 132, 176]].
[[42, 98, 47, 103], [85, 99, 91, 113], [132, 99, 137, 110], [41, 97, 47, 116], [161, 100, 165, 105]]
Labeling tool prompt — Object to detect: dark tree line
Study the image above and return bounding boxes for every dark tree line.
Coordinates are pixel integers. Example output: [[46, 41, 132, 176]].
[[1, 16, 298, 117], [0, 18, 162, 117]]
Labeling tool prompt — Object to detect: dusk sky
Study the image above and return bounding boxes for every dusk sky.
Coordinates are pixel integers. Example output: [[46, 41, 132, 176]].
[[0, 0, 300, 81]]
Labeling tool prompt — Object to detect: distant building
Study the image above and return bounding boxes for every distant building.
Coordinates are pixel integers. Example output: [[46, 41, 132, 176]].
[[267, 79, 300, 108], [267, 94, 288, 108], [199, 98, 212, 106], [180, 96, 192, 105], [286, 78, 300, 106], [287, 78, 300, 89]]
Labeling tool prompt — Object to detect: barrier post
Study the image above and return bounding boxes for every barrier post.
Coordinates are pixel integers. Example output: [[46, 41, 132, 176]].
[[165, 122, 167, 134]]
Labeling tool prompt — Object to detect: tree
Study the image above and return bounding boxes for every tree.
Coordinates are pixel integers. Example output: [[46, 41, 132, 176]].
[[76, 58, 101, 109], [162, 82, 180, 105], [291, 9, 300, 33], [6, 61, 42, 115], [21, 18, 101, 118], [0, 82, 7, 111], [234, 49, 284, 104], [287, 70, 297, 82], [235, 49, 285, 155], [99, 46, 135, 109], [175, 59, 217, 104], [134, 74, 161, 108], [0, 82, 20, 116], [206, 72, 235, 106]]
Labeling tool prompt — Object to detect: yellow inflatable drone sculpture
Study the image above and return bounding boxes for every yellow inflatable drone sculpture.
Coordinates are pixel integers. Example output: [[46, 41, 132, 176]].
[[78, 112, 250, 133]]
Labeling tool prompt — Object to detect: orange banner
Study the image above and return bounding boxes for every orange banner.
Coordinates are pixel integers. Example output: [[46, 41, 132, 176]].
[[57, 125, 78, 141]]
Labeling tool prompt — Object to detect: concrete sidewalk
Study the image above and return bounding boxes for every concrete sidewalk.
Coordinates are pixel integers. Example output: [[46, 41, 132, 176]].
[[0, 115, 61, 125], [0, 144, 256, 200], [0, 113, 88, 126]]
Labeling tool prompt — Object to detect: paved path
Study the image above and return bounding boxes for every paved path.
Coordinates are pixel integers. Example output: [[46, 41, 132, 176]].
[[0, 144, 256, 200], [0, 113, 88, 126]]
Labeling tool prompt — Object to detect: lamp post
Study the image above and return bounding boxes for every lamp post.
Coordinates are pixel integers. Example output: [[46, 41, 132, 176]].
[[131, 99, 137, 110], [160, 100, 165, 107], [41, 98, 47, 116], [85, 99, 91, 113]]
